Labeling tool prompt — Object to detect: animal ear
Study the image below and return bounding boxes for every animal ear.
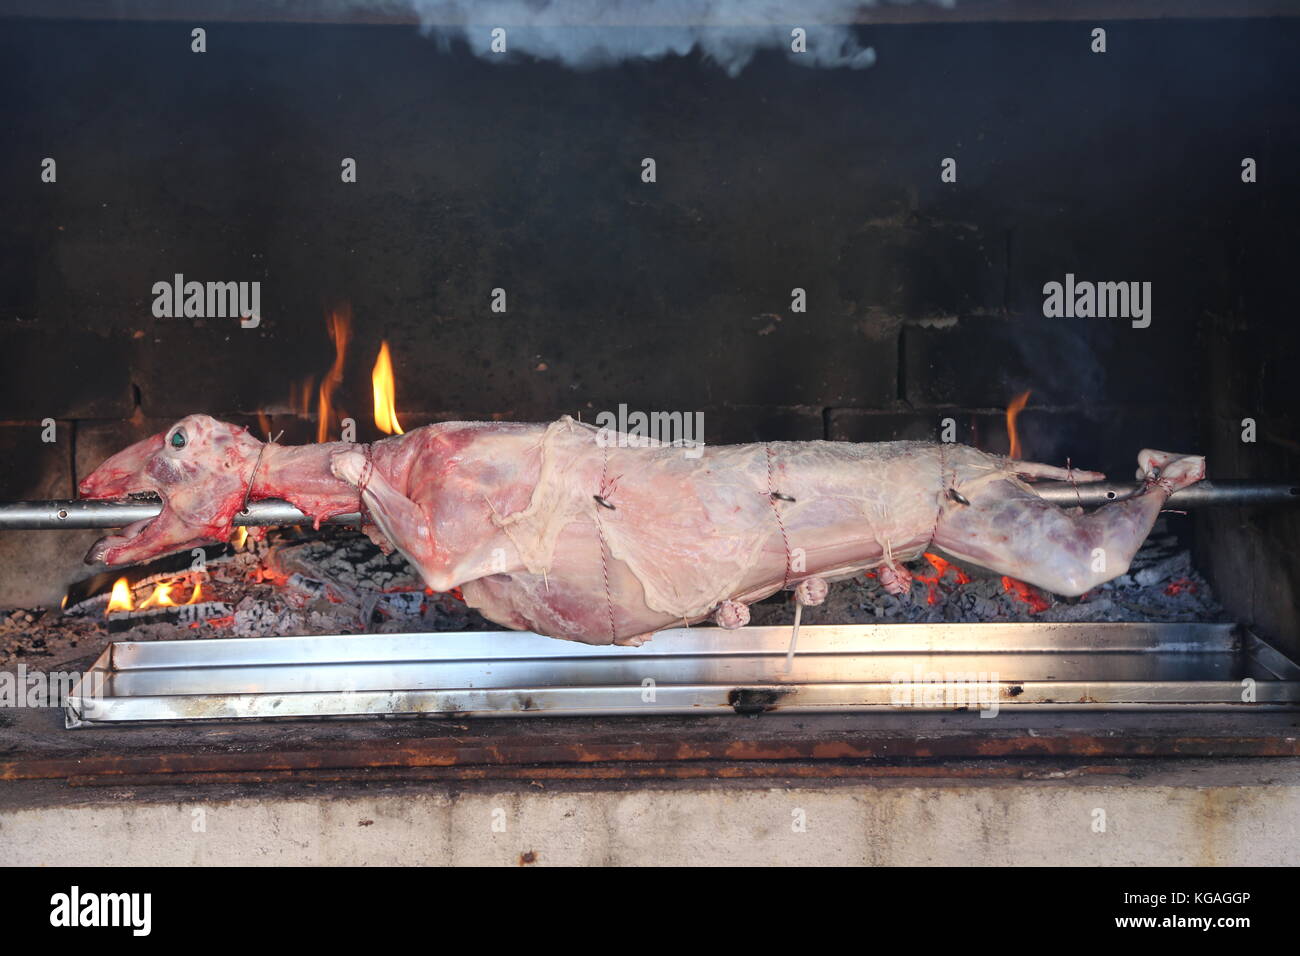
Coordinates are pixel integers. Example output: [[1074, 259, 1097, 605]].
[[224, 420, 260, 443]]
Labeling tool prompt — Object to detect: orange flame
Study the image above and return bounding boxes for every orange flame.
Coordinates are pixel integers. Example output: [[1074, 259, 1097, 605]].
[[1006, 390, 1032, 460], [317, 304, 352, 443], [105, 577, 134, 615], [231, 525, 249, 551], [290, 378, 314, 418], [138, 581, 177, 609], [256, 411, 273, 440], [105, 578, 205, 614], [372, 341, 404, 435]]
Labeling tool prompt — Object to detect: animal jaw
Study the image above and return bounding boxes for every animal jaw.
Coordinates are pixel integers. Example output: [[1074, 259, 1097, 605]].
[[80, 414, 263, 566]]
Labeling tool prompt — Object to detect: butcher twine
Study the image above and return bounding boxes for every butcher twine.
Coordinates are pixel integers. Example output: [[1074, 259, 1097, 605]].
[[764, 443, 795, 590], [240, 429, 283, 516], [929, 442, 948, 546], [593, 442, 618, 645], [242, 432, 375, 531], [354, 443, 375, 526]]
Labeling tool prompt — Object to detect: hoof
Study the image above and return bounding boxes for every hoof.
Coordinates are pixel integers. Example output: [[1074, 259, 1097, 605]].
[[878, 563, 912, 597], [794, 577, 828, 607], [1136, 449, 1206, 491], [714, 600, 750, 630]]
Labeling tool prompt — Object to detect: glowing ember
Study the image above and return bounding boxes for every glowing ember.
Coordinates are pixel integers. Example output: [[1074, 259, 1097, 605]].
[[372, 340, 404, 435], [925, 552, 970, 584], [1001, 575, 1051, 613], [105, 577, 134, 615], [250, 565, 291, 588], [1164, 577, 1199, 596], [317, 303, 352, 443], [1006, 390, 1032, 460], [914, 552, 971, 604]]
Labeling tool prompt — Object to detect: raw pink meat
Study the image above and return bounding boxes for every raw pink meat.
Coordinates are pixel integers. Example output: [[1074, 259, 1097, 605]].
[[81, 415, 1206, 645]]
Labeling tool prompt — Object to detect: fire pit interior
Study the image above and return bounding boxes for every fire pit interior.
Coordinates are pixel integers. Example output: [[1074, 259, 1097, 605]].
[[0, 4, 1297, 712]]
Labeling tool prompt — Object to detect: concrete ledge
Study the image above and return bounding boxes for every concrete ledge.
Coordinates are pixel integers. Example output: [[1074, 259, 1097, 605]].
[[3, 763, 1298, 866]]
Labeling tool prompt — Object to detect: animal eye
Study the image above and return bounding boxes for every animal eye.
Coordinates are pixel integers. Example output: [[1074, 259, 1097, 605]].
[[170, 429, 187, 449]]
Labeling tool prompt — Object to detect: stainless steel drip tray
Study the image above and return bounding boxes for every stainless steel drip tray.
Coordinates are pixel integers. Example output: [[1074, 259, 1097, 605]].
[[64, 622, 1300, 727]]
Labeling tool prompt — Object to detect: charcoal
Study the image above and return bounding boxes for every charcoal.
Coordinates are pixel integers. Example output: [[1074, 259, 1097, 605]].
[[0, 522, 1228, 670]]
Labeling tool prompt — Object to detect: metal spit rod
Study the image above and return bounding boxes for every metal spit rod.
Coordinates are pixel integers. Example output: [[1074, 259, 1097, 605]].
[[0, 480, 1295, 530]]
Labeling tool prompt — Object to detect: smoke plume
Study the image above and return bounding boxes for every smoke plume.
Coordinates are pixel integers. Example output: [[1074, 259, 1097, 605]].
[[394, 1, 918, 75]]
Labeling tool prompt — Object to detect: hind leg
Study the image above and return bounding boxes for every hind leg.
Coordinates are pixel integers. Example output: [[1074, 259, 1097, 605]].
[[933, 451, 1205, 596]]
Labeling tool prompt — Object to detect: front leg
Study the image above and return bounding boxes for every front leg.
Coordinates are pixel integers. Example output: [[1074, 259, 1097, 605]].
[[329, 449, 451, 591]]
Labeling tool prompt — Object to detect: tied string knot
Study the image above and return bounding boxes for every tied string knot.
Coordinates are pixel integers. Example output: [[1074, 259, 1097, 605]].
[[355, 443, 375, 524], [1066, 457, 1083, 508], [1147, 474, 1185, 514], [593, 444, 618, 644], [764, 444, 795, 589], [929, 442, 949, 545], [241, 429, 283, 515], [1144, 471, 1177, 496]]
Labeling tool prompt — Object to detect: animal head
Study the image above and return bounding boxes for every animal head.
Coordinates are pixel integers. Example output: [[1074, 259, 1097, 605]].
[[79, 414, 263, 566]]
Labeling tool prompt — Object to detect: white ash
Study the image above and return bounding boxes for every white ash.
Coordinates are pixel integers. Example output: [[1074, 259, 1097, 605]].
[[107, 601, 233, 634], [274, 537, 423, 594]]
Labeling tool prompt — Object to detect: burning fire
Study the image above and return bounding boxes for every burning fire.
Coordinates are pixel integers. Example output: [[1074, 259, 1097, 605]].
[[372, 340, 404, 435], [1006, 390, 1031, 460], [231, 525, 249, 551], [284, 307, 404, 442], [104, 577, 207, 615], [290, 378, 314, 418], [105, 577, 134, 615], [317, 304, 352, 443], [138, 581, 177, 610]]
